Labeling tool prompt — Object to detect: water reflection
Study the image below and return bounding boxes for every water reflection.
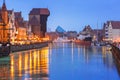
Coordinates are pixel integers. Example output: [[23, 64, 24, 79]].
[[102, 46, 115, 69], [0, 47, 49, 80], [0, 58, 10, 80], [49, 43, 120, 80], [0, 43, 120, 80]]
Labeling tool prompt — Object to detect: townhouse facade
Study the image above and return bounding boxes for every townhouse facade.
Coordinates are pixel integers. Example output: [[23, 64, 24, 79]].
[[104, 21, 120, 42]]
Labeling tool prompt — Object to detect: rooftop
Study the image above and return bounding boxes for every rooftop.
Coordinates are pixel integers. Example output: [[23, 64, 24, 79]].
[[29, 8, 50, 15], [109, 21, 120, 29]]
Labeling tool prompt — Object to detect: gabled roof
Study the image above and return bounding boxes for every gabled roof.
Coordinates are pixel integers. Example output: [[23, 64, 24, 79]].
[[29, 8, 50, 15], [83, 25, 92, 32], [14, 12, 24, 28], [8, 10, 13, 14], [15, 20, 25, 28], [29, 16, 40, 25], [14, 12, 24, 24], [109, 21, 120, 29], [14, 12, 22, 18]]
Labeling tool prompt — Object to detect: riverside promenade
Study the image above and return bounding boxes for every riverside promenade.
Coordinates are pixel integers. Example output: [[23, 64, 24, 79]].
[[11, 42, 48, 52], [0, 42, 48, 57]]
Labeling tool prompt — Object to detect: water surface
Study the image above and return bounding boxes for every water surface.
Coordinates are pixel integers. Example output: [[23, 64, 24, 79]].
[[0, 43, 120, 80]]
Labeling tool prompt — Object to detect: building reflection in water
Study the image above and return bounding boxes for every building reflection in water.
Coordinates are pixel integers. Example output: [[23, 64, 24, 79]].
[[102, 46, 115, 69], [0, 58, 10, 80], [0, 47, 49, 80], [76, 44, 120, 75]]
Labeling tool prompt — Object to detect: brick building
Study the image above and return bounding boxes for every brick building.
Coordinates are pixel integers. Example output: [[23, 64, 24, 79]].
[[0, 1, 9, 42], [29, 8, 50, 38]]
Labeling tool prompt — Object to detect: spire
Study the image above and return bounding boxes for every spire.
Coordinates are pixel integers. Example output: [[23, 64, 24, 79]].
[[2, 0, 7, 11]]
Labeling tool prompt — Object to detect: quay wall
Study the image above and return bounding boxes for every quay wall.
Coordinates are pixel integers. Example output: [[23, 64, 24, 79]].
[[11, 42, 48, 52], [111, 45, 120, 64]]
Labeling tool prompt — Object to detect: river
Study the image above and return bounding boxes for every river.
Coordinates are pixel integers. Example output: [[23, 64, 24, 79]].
[[0, 43, 120, 80]]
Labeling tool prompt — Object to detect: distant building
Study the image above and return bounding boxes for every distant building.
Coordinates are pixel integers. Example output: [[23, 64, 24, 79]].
[[82, 25, 93, 36], [104, 21, 120, 42], [66, 31, 77, 40], [92, 29, 103, 42], [29, 8, 50, 37], [56, 26, 66, 33], [55, 26, 66, 37], [78, 25, 93, 40], [45, 32, 59, 41]]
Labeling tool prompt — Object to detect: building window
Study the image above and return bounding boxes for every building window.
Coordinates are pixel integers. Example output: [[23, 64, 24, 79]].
[[105, 30, 108, 32], [105, 34, 108, 36]]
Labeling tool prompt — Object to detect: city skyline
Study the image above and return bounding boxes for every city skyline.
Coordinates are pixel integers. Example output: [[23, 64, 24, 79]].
[[1, 0, 120, 32]]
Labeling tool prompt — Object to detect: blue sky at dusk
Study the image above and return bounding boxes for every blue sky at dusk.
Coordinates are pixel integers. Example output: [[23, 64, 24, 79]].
[[1, 0, 120, 32]]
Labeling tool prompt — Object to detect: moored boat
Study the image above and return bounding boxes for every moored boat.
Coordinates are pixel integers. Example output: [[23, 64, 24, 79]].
[[74, 40, 91, 45]]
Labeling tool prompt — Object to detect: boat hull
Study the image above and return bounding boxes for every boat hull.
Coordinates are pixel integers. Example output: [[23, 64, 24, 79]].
[[74, 40, 91, 45]]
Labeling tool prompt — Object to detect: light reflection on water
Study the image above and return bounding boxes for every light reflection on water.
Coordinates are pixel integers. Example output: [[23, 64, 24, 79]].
[[0, 47, 49, 80], [0, 43, 120, 80], [49, 43, 120, 80]]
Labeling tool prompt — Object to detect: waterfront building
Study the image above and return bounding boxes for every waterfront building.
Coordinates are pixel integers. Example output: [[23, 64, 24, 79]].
[[92, 29, 103, 42], [8, 10, 16, 44], [104, 21, 120, 42], [0, 1, 27, 44], [82, 25, 93, 35], [78, 25, 93, 40], [66, 31, 77, 40], [45, 32, 59, 41], [0, 1, 9, 43], [14, 12, 27, 42], [29, 8, 50, 38]]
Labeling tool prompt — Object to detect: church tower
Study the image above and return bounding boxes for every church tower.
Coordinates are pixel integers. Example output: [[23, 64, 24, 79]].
[[1, 0, 8, 24], [0, 0, 9, 42]]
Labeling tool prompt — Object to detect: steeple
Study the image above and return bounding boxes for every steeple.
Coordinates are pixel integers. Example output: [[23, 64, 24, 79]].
[[2, 0, 7, 11]]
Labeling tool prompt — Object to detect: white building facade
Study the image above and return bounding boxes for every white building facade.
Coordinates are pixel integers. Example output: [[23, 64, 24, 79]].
[[8, 10, 17, 44], [105, 21, 120, 42]]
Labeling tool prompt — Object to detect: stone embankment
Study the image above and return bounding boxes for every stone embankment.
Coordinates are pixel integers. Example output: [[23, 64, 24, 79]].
[[111, 45, 120, 64], [0, 42, 48, 57], [11, 42, 48, 52]]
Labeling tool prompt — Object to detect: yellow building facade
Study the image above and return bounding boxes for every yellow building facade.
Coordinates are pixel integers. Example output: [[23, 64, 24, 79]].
[[16, 27, 27, 41]]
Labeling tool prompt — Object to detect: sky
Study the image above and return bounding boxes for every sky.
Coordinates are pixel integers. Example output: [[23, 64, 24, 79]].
[[1, 0, 120, 32]]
